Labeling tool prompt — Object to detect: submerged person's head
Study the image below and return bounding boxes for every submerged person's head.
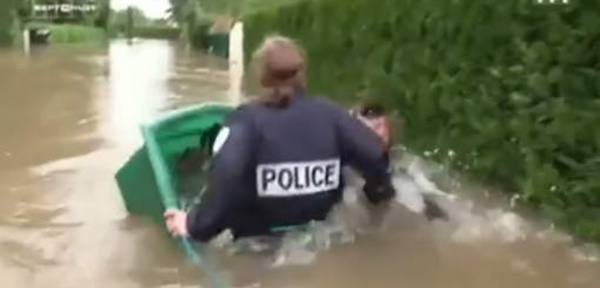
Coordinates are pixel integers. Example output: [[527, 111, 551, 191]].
[[252, 36, 306, 107]]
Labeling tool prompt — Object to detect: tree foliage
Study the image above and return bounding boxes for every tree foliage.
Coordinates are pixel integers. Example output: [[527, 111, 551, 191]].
[[168, 0, 301, 18], [164, 0, 305, 50], [245, 0, 600, 241], [109, 7, 179, 40], [0, 0, 25, 47], [109, 7, 150, 33]]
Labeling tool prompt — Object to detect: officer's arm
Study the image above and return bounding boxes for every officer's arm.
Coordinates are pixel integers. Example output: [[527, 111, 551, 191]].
[[185, 120, 255, 242], [332, 104, 396, 204]]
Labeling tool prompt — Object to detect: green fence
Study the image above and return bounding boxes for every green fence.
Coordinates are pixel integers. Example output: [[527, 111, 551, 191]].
[[244, 0, 600, 241], [207, 33, 229, 57]]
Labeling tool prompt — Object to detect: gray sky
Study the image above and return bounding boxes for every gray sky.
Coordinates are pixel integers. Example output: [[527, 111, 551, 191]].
[[111, 0, 170, 19]]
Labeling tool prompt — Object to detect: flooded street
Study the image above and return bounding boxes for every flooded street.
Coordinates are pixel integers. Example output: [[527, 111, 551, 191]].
[[1, 40, 600, 288]]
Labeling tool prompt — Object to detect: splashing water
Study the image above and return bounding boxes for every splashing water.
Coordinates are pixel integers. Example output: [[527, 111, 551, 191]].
[[208, 154, 456, 268], [211, 205, 357, 268]]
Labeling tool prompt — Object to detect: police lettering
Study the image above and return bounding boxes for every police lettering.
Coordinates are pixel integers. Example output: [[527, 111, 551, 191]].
[[261, 169, 277, 191], [325, 163, 336, 186], [312, 166, 325, 187], [257, 159, 340, 197], [279, 169, 293, 190]]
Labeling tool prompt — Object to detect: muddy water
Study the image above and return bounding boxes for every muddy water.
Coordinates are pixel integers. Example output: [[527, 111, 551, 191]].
[[1, 40, 600, 288]]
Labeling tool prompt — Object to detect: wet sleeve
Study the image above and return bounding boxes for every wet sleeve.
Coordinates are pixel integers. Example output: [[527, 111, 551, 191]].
[[185, 111, 255, 242], [328, 102, 395, 204]]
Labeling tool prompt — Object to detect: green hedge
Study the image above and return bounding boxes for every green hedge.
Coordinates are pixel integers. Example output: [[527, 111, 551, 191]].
[[245, 0, 600, 240], [47, 24, 107, 44]]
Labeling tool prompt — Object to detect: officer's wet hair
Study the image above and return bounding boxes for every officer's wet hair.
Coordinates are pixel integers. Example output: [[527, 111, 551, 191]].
[[252, 36, 307, 107]]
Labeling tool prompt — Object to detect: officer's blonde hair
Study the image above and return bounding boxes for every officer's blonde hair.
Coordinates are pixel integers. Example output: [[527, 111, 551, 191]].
[[252, 36, 307, 106]]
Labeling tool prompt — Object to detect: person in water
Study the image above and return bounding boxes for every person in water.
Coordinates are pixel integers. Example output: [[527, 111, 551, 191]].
[[164, 36, 396, 241], [352, 101, 394, 151], [353, 102, 449, 221]]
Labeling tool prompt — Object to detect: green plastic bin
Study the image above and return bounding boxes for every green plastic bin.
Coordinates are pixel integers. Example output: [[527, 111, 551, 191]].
[[115, 103, 234, 288], [116, 103, 234, 222], [115, 103, 309, 287]]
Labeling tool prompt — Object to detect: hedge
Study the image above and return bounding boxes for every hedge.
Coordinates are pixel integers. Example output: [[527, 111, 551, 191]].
[[244, 0, 600, 241]]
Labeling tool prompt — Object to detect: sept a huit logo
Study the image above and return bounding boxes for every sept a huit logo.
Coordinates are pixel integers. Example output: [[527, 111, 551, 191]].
[[34, 3, 97, 13]]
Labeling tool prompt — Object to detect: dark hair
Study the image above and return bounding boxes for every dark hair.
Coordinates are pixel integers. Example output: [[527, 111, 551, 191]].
[[358, 101, 386, 118]]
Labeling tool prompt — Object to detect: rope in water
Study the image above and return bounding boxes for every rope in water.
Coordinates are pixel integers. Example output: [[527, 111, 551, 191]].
[[141, 124, 232, 288]]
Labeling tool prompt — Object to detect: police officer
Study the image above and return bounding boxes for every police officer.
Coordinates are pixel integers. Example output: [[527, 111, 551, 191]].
[[164, 36, 396, 242]]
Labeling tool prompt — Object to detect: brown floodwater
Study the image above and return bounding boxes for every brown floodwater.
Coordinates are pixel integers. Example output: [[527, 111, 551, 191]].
[[1, 39, 600, 288]]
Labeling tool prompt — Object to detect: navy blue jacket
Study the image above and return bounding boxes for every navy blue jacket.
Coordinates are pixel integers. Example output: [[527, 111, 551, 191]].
[[186, 93, 392, 241]]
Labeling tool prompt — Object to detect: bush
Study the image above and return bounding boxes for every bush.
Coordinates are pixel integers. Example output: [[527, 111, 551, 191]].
[[245, 0, 600, 241]]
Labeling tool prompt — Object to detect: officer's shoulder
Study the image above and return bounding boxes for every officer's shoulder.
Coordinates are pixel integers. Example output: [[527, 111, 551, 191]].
[[225, 102, 260, 123], [213, 105, 256, 154]]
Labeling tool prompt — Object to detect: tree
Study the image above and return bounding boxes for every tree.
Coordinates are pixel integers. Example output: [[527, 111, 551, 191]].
[[109, 6, 150, 34], [95, 0, 112, 29], [0, 0, 24, 46]]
